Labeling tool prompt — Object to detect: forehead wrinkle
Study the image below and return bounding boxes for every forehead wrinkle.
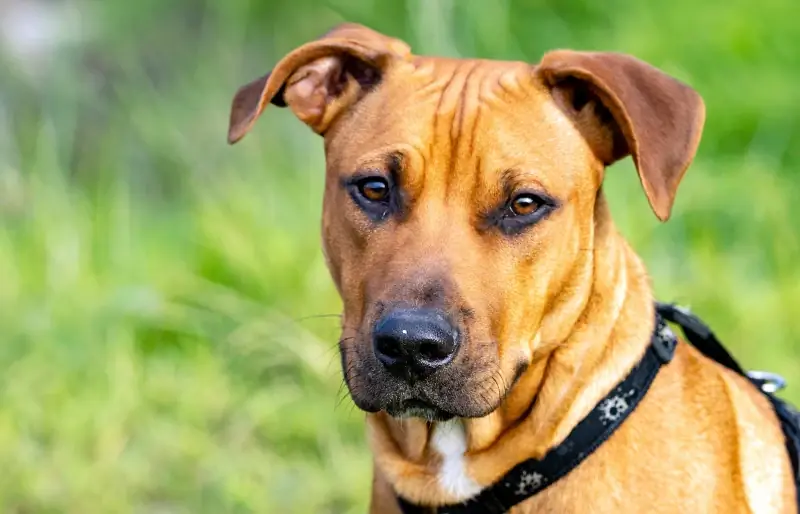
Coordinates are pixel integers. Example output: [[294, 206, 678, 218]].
[[442, 63, 525, 208], [466, 67, 529, 204], [481, 62, 535, 104], [425, 61, 484, 188], [446, 62, 483, 198], [453, 67, 544, 201]]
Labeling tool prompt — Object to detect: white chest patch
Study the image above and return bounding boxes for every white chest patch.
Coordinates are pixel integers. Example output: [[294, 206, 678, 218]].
[[431, 420, 483, 501]]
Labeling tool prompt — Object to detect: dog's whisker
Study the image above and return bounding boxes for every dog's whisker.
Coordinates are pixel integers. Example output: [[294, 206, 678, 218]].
[[491, 373, 502, 402], [478, 384, 493, 415], [334, 363, 361, 411], [325, 336, 356, 358], [335, 387, 352, 411], [292, 313, 343, 323]]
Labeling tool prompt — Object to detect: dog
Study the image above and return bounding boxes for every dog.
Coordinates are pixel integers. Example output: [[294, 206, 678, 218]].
[[227, 23, 796, 513]]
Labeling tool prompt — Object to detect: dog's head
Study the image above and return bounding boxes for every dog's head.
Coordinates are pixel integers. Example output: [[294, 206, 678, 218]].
[[229, 24, 704, 422]]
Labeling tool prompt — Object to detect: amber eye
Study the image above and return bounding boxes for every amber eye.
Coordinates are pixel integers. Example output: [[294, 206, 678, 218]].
[[358, 178, 390, 202], [510, 193, 541, 216]]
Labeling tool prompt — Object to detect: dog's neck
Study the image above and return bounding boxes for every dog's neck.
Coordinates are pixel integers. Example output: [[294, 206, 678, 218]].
[[366, 194, 657, 502]]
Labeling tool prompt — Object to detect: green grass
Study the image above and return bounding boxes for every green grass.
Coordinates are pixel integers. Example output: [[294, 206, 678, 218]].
[[0, 0, 798, 512]]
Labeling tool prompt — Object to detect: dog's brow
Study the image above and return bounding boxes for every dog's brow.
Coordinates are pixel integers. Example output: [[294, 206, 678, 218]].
[[354, 150, 404, 174], [500, 169, 548, 194]]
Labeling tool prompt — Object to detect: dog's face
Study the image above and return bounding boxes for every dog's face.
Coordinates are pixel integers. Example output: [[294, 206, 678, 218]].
[[228, 24, 704, 421], [319, 60, 608, 421]]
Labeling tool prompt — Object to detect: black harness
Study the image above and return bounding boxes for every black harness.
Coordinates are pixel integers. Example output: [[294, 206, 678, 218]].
[[396, 303, 800, 514]]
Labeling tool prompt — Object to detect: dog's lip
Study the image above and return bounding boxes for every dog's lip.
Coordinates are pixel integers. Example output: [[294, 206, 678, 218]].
[[384, 398, 455, 421], [398, 398, 434, 410]]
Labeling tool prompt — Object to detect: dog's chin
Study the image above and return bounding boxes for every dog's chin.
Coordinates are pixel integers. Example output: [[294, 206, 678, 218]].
[[348, 378, 509, 420], [385, 399, 456, 422], [351, 392, 503, 421]]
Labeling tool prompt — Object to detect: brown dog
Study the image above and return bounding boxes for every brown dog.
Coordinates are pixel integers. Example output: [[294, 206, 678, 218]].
[[228, 23, 795, 513]]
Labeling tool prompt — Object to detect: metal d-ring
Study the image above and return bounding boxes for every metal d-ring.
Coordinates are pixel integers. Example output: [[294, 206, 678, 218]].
[[747, 370, 788, 394]]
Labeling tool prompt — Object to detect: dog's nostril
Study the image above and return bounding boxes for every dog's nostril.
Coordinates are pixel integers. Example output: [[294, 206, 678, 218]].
[[375, 337, 403, 359], [418, 341, 448, 362]]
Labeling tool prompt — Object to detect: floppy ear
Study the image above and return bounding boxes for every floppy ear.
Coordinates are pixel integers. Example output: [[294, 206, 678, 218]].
[[537, 50, 705, 221], [227, 23, 411, 143]]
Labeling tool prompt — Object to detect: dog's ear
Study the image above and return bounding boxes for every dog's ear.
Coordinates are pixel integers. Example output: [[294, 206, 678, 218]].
[[227, 23, 411, 143], [538, 50, 705, 221]]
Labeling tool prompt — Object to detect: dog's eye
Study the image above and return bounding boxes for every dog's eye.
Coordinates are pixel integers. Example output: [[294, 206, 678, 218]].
[[489, 191, 558, 236], [510, 194, 541, 216], [346, 174, 397, 222], [357, 178, 390, 202]]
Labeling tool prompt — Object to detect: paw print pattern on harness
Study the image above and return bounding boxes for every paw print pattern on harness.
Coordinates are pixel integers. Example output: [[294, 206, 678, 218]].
[[598, 389, 636, 425], [515, 470, 544, 496]]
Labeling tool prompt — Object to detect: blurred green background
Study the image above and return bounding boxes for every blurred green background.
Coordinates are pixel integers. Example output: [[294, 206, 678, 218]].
[[0, 0, 798, 512]]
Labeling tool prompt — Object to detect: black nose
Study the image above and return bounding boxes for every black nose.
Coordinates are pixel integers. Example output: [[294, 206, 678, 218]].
[[372, 308, 459, 382]]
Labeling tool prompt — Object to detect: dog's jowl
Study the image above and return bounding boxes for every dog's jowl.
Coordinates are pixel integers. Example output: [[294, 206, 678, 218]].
[[228, 23, 797, 514]]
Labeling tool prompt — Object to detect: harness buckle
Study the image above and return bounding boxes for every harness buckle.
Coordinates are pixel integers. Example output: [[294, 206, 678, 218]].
[[652, 322, 677, 364], [747, 370, 787, 394]]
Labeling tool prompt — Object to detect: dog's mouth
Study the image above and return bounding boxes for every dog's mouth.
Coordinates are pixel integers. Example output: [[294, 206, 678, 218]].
[[340, 310, 508, 421], [385, 398, 455, 422]]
